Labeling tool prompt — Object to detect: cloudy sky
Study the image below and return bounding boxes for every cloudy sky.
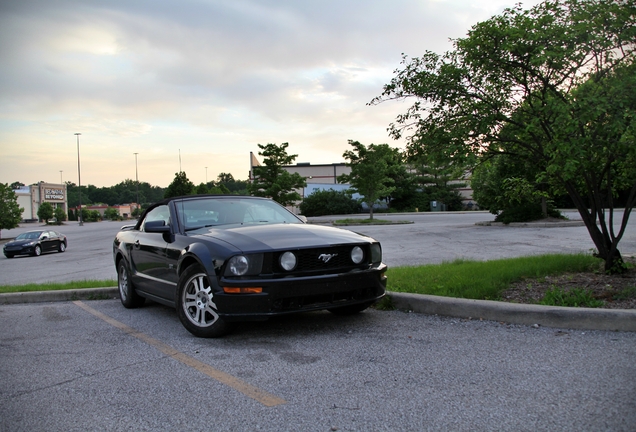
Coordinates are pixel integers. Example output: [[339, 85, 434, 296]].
[[0, 0, 541, 188]]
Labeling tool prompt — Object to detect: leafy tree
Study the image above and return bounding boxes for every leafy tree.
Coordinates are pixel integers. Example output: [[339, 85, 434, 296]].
[[372, 0, 636, 272], [299, 189, 362, 217], [472, 155, 562, 223], [9, 182, 25, 190], [217, 173, 248, 195], [0, 183, 23, 237], [104, 207, 119, 220], [194, 183, 209, 195], [37, 202, 54, 224], [164, 172, 195, 198], [132, 206, 142, 218], [248, 143, 307, 206], [338, 141, 397, 220], [53, 206, 67, 225]]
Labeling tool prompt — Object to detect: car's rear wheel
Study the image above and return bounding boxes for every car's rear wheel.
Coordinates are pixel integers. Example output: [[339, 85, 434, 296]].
[[32, 245, 42, 256], [117, 260, 145, 308], [328, 301, 374, 316], [176, 265, 232, 338], [58, 242, 66, 253]]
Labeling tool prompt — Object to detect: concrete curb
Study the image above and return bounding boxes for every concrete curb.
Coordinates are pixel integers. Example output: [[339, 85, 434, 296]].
[[0, 287, 118, 304], [474, 220, 585, 228], [2, 287, 634, 332], [389, 292, 636, 332]]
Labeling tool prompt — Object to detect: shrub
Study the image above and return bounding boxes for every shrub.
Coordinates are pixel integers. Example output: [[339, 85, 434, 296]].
[[299, 189, 361, 217]]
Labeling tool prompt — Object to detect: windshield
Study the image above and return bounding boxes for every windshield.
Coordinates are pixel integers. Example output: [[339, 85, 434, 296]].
[[177, 197, 302, 231], [15, 232, 42, 240]]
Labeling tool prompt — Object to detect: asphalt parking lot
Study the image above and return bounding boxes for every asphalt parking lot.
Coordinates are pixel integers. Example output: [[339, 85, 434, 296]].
[[1, 211, 635, 430]]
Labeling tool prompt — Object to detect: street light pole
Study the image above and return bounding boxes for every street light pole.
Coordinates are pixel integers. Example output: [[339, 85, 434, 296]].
[[60, 170, 63, 184], [75, 133, 83, 226], [205, 166, 208, 184], [134, 152, 139, 214]]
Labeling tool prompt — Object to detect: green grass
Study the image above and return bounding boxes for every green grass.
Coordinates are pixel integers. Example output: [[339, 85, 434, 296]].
[[0, 254, 601, 301], [386, 253, 599, 300], [0, 280, 117, 294], [539, 286, 604, 308]]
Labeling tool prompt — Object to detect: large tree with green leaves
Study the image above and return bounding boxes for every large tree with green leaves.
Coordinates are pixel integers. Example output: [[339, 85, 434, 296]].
[[248, 142, 307, 207], [0, 183, 23, 237], [164, 172, 195, 198], [372, 0, 636, 272], [338, 141, 400, 220]]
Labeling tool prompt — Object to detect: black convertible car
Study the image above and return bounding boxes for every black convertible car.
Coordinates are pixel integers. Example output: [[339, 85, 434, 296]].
[[113, 195, 387, 337]]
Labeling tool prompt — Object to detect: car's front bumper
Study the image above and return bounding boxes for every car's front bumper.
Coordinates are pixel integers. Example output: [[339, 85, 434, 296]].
[[214, 264, 387, 320]]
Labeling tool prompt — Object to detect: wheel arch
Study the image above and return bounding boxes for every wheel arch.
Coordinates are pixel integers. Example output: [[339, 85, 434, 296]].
[[177, 242, 223, 290]]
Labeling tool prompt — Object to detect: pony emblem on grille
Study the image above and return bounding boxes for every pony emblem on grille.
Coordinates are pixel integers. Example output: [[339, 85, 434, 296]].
[[318, 253, 338, 263]]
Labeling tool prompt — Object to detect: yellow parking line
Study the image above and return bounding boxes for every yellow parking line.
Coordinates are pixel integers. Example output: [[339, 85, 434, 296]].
[[73, 301, 286, 407]]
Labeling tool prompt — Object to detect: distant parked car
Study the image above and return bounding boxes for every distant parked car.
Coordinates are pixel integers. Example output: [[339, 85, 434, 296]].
[[3, 230, 67, 258], [112, 195, 387, 338]]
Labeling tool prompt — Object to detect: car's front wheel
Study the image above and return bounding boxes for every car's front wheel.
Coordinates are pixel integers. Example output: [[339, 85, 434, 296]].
[[176, 265, 232, 338], [58, 242, 66, 253], [32, 245, 42, 256], [117, 260, 145, 308]]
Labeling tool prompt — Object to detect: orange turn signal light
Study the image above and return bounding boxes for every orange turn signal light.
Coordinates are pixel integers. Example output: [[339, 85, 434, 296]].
[[223, 287, 263, 294]]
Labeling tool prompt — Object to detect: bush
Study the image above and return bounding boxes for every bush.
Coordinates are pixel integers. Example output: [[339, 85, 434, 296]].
[[495, 202, 562, 224], [299, 189, 361, 217]]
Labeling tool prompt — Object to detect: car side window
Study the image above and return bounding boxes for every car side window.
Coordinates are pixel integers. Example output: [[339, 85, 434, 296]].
[[141, 205, 171, 232]]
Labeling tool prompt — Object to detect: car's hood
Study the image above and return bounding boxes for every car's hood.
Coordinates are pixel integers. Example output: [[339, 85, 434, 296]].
[[192, 223, 375, 252], [4, 239, 35, 247]]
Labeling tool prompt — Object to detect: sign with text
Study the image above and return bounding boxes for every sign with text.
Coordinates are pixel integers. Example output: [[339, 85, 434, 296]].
[[44, 188, 65, 200]]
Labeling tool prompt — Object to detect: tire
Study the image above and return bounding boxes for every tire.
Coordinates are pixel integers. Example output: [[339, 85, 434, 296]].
[[176, 265, 232, 338], [328, 301, 374, 316], [117, 259, 145, 308], [58, 242, 66, 253], [32, 245, 42, 257]]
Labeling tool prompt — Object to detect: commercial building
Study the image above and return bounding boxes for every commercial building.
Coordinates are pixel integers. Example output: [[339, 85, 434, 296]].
[[14, 182, 68, 222]]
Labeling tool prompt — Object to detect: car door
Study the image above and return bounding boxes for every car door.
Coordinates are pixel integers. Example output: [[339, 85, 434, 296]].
[[129, 205, 174, 299], [40, 231, 55, 253]]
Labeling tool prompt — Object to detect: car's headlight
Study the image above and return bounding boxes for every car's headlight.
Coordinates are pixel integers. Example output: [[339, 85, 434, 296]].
[[224, 254, 263, 277], [370, 243, 382, 263], [25, 241, 36, 246], [351, 246, 364, 264], [279, 251, 297, 271]]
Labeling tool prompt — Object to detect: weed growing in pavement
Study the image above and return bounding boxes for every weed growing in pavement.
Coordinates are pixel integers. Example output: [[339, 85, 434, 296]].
[[540, 286, 604, 308]]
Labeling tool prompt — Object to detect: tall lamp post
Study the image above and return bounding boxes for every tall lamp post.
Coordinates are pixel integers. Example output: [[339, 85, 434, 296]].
[[75, 133, 83, 226], [134, 152, 139, 214]]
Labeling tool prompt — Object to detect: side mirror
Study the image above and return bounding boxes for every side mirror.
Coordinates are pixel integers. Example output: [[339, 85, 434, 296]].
[[145, 220, 171, 233], [297, 215, 308, 223]]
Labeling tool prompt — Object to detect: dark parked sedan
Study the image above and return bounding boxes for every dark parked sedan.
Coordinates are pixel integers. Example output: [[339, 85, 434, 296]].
[[113, 195, 387, 337], [3, 230, 67, 258]]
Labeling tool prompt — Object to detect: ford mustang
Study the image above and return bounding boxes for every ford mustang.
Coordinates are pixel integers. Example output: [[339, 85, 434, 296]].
[[112, 195, 387, 337]]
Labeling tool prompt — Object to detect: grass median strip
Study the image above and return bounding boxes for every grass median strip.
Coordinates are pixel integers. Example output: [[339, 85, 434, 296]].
[[0, 254, 600, 303], [0, 279, 117, 293], [386, 253, 600, 300]]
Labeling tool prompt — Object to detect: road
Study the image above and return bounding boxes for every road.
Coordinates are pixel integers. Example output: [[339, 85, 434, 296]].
[[1, 211, 635, 430]]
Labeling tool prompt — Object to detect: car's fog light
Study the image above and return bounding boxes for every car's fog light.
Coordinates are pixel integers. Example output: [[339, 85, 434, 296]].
[[228, 255, 249, 276], [351, 246, 364, 264], [279, 251, 297, 271]]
